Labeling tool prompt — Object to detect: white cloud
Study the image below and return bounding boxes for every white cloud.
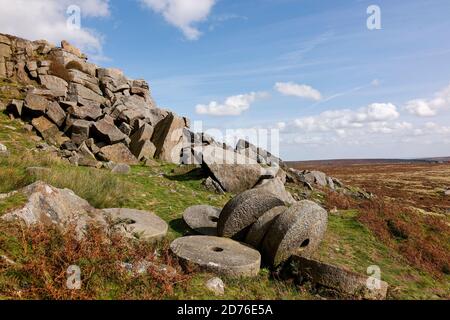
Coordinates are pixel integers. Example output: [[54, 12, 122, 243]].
[[275, 82, 322, 101], [291, 103, 400, 133], [0, 0, 110, 59], [196, 92, 268, 116], [405, 84, 450, 117], [140, 0, 216, 40]]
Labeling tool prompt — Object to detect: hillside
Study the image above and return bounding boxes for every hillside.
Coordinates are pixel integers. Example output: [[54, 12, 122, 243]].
[[0, 34, 449, 300]]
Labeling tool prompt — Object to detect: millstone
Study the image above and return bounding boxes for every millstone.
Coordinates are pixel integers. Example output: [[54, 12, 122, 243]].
[[262, 200, 328, 267], [217, 189, 285, 240], [103, 208, 168, 242], [244, 206, 286, 249], [170, 236, 261, 277], [182, 205, 221, 236]]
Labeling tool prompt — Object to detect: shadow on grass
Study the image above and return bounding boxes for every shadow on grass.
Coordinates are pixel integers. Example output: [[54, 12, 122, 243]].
[[165, 168, 207, 182]]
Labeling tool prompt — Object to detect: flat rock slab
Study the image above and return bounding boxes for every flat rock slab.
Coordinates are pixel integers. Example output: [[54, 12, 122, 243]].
[[170, 236, 261, 277], [245, 206, 286, 249], [182, 205, 221, 236], [217, 189, 285, 240], [291, 256, 389, 300], [262, 200, 328, 267], [103, 208, 168, 243]]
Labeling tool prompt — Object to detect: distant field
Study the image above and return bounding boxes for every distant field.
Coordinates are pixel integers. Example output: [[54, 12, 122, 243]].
[[288, 161, 450, 214]]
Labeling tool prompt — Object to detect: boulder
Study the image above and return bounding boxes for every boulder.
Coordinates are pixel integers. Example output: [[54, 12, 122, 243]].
[[70, 119, 92, 145], [152, 113, 186, 164], [103, 208, 168, 242], [1, 181, 106, 237], [236, 139, 282, 166], [262, 200, 328, 267], [291, 256, 389, 300], [170, 236, 261, 277], [77, 142, 101, 168], [61, 40, 83, 59], [182, 205, 221, 236], [202, 177, 225, 194], [31, 116, 61, 144], [92, 117, 127, 144], [244, 206, 286, 249], [6, 99, 23, 117], [67, 103, 103, 121], [253, 177, 296, 205], [46, 101, 66, 127], [68, 83, 105, 106], [196, 145, 265, 193], [98, 143, 139, 165], [39, 75, 68, 97], [23, 93, 49, 116], [129, 123, 155, 160], [217, 189, 285, 240]]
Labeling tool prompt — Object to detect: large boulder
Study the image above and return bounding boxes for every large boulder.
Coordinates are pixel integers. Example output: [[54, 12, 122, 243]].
[[217, 189, 285, 240], [23, 93, 49, 116], [152, 112, 186, 164], [1, 181, 106, 237], [262, 200, 328, 267], [170, 236, 261, 277], [236, 139, 282, 166], [92, 117, 127, 144], [98, 143, 139, 165], [129, 122, 156, 160], [69, 119, 92, 145], [253, 177, 296, 205], [31, 116, 61, 145], [46, 101, 66, 127], [68, 83, 105, 106], [39, 75, 68, 97], [67, 103, 103, 121], [196, 145, 268, 193]]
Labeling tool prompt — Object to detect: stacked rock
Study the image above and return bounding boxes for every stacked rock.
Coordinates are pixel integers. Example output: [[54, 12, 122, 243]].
[[172, 189, 328, 278]]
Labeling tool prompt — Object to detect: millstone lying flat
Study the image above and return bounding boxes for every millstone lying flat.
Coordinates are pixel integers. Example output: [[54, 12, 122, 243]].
[[182, 205, 221, 236], [262, 200, 328, 267], [217, 189, 285, 240], [244, 206, 286, 249], [103, 208, 168, 242], [170, 236, 261, 277]]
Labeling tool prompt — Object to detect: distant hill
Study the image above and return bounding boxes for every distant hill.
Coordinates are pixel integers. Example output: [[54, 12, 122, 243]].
[[286, 157, 450, 167]]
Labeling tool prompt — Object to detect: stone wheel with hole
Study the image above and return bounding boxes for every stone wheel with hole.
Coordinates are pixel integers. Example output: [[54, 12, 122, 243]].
[[170, 236, 261, 277], [262, 200, 328, 267], [217, 189, 285, 240], [103, 208, 168, 242], [182, 205, 221, 236]]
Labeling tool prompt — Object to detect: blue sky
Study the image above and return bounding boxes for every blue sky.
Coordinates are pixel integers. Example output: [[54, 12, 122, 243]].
[[2, 0, 450, 160]]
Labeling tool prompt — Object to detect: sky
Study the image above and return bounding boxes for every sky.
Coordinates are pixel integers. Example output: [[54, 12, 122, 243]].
[[1, 0, 450, 160]]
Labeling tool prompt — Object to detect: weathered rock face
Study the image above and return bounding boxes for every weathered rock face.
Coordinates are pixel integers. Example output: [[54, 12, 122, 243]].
[[152, 113, 187, 164], [291, 256, 389, 300], [170, 236, 261, 277]]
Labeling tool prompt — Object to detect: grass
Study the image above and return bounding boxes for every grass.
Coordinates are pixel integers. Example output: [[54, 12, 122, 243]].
[[0, 110, 449, 300]]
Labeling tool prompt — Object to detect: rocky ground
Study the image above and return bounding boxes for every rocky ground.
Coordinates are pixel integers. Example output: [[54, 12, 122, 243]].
[[0, 33, 449, 300]]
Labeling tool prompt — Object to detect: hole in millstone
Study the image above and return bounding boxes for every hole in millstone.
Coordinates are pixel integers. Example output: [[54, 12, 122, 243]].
[[300, 239, 310, 248], [209, 216, 219, 223], [211, 247, 224, 252]]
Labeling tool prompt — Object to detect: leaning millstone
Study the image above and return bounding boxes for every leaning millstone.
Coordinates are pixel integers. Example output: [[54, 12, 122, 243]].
[[170, 236, 261, 277], [217, 189, 285, 240], [262, 200, 328, 267], [244, 206, 286, 249], [103, 208, 168, 243], [291, 256, 389, 300], [182, 205, 221, 236]]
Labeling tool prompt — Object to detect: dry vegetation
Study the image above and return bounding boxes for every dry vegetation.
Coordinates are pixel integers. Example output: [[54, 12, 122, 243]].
[[293, 161, 450, 279]]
